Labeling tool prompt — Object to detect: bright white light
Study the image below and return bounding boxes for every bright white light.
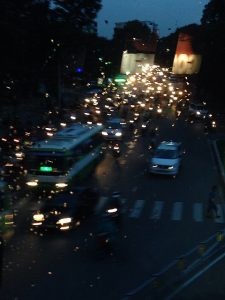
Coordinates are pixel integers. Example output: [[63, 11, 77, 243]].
[[115, 132, 122, 137], [57, 217, 72, 225], [33, 214, 44, 222], [55, 183, 68, 188], [107, 208, 118, 213], [26, 181, 38, 187]]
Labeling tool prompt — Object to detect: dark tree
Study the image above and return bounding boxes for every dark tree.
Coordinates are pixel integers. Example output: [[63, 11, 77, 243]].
[[198, 0, 225, 106], [53, 0, 102, 34]]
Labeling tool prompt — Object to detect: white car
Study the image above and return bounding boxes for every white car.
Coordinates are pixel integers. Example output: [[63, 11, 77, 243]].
[[102, 118, 123, 140], [149, 141, 183, 177]]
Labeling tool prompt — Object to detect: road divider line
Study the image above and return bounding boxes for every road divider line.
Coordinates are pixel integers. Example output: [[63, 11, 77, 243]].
[[150, 201, 163, 220], [171, 202, 183, 221], [129, 200, 144, 218], [193, 203, 203, 222]]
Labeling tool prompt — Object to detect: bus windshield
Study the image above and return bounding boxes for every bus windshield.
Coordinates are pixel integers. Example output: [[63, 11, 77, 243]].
[[27, 154, 67, 173]]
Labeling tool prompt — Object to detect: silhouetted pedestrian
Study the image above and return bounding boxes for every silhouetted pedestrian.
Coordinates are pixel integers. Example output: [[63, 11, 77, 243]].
[[207, 185, 219, 218]]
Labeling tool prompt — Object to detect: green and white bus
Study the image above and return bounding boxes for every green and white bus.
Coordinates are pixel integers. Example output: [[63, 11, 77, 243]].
[[25, 123, 105, 190]]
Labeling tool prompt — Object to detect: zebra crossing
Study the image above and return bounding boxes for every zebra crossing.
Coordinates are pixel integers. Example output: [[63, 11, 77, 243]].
[[128, 199, 225, 224]]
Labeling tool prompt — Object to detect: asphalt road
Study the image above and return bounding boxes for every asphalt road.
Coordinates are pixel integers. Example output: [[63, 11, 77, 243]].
[[1, 112, 224, 300]]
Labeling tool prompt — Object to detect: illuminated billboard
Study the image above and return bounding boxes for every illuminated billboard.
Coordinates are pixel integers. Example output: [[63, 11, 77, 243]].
[[120, 52, 155, 74], [172, 33, 202, 75]]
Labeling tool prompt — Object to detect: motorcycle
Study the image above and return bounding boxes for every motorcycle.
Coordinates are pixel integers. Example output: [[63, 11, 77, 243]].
[[140, 121, 150, 136], [104, 192, 124, 229], [109, 142, 121, 157], [95, 215, 118, 254]]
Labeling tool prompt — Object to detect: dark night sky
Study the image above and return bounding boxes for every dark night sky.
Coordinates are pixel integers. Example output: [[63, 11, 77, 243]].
[[97, 0, 209, 39]]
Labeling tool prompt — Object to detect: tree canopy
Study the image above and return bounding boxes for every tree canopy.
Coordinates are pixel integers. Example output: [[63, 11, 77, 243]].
[[0, 0, 102, 102]]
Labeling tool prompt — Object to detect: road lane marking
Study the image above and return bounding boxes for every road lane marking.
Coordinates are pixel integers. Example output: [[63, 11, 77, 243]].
[[129, 200, 144, 218], [171, 202, 183, 221], [214, 204, 224, 223], [193, 203, 203, 222], [150, 201, 163, 220]]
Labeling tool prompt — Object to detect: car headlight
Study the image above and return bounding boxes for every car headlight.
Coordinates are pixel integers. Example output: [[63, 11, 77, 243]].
[[152, 164, 158, 168], [55, 183, 68, 188], [115, 132, 122, 137], [168, 166, 174, 169], [56, 217, 72, 225], [102, 131, 108, 136], [33, 213, 45, 222]]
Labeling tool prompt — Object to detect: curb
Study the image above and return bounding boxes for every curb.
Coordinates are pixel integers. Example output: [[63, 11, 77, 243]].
[[212, 140, 225, 183], [211, 139, 225, 217]]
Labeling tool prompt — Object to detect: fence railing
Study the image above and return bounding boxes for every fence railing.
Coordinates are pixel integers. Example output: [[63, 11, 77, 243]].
[[122, 228, 225, 300]]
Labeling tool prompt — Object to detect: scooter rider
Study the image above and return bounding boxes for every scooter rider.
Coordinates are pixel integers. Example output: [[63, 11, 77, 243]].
[[105, 191, 124, 229]]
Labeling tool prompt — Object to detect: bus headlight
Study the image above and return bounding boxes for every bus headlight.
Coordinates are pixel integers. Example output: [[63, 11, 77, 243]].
[[107, 208, 118, 213], [26, 181, 38, 187], [33, 213, 45, 222], [55, 183, 68, 188]]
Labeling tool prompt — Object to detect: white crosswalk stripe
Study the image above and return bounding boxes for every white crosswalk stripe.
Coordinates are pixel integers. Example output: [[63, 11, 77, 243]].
[[193, 203, 203, 222], [127, 200, 225, 223], [214, 204, 224, 224], [171, 202, 183, 221], [129, 200, 144, 218], [150, 201, 164, 220]]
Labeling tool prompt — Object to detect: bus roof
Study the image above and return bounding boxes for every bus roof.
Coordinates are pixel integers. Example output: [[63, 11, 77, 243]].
[[30, 124, 103, 152]]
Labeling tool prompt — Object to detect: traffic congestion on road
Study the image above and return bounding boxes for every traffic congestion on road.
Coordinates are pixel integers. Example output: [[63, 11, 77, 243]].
[[0, 65, 223, 300]]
